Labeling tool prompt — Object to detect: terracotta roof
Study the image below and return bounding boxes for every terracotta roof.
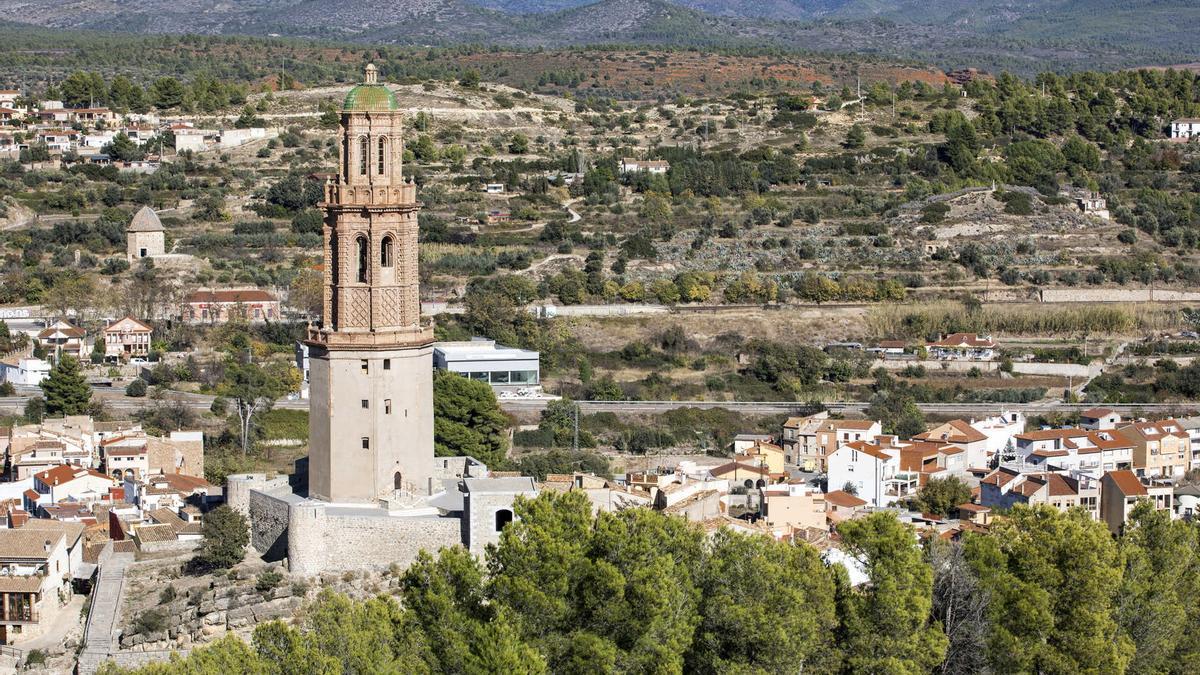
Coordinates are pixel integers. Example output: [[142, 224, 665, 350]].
[[23, 489, 39, 500], [37, 322, 85, 339], [0, 527, 64, 559], [36, 464, 111, 486], [133, 523, 177, 543], [103, 316, 153, 333], [915, 420, 987, 444], [840, 441, 891, 461], [152, 473, 216, 493], [824, 490, 867, 508], [1105, 470, 1147, 497], [1081, 407, 1114, 419], [184, 289, 276, 304], [956, 502, 990, 513], [928, 333, 997, 349], [0, 576, 46, 593], [710, 461, 769, 477], [1016, 428, 1083, 442], [981, 467, 1020, 488]]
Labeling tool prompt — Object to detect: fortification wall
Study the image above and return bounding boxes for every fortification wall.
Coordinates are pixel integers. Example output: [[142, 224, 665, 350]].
[[287, 501, 460, 576], [248, 489, 298, 562]]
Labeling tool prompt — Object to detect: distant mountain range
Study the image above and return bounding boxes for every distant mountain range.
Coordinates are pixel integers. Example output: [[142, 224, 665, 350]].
[[0, 0, 1196, 73]]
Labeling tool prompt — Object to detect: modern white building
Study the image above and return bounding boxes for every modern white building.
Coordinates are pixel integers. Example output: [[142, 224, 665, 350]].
[[0, 358, 51, 386], [433, 339, 540, 389], [827, 440, 908, 508], [1171, 118, 1200, 140]]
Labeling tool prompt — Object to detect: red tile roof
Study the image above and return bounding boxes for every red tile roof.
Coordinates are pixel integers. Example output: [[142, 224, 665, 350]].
[[824, 490, 867, 508], [1105, 470, 1147, 497]]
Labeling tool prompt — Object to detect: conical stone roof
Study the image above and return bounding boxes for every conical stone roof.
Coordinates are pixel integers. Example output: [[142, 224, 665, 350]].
[[128, 206, 163, 233]]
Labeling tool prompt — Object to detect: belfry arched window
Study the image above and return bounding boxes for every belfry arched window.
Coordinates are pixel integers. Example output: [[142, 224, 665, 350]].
[[358, 136, 368, 176], [377, 137, 387, 175], [380, 235, 394, 267], [356, 235, 369, 283]]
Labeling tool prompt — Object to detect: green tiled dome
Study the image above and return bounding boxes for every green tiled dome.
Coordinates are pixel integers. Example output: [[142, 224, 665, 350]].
[[343, 84, 398, 112]]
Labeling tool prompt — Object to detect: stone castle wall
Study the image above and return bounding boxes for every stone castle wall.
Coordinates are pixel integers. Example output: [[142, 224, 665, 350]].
[[248, 489, 300, 562], [287, 500, 460, 576]]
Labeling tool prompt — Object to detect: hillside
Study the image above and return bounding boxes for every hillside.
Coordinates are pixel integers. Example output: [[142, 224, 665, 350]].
[[0, 0, 1198, 72]]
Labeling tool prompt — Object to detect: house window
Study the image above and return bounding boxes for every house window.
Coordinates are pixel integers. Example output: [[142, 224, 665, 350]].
[[361, 437, 370, 450], [361, 400, 369, 409], [377, 136, 386, 174], [384, 399, 392, 415], [360, 360, 369, 374], [380, 236, 393, 267], [358, 136, 368, 175], [383, 359, 391, 370]]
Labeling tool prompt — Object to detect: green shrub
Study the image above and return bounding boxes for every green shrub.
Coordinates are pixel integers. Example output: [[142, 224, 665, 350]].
[[133, 609, 167, 635], [256, 570, 283, 593]]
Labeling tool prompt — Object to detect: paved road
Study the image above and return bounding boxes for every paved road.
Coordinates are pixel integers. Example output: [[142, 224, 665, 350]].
[[4, 392, 1181, 418], [498, 399, 1200, 417]]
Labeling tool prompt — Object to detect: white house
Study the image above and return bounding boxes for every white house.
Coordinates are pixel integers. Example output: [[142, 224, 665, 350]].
[[31, 464, 117, 506], [926, 333, 997, 361], [484, 183, 505, 194], [0, 358, 50, 386], [619, 158, 670, 174], [1016, 428, 1134, 475], [827, 441, 906, 508], [1171, 118, 1200, 140], [1080, 407, 1121, 431], [969, 411, 1026, 459]]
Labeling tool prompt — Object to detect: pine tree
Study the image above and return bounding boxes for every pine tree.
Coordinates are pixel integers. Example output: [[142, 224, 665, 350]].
[[41, 355, 91, 416]]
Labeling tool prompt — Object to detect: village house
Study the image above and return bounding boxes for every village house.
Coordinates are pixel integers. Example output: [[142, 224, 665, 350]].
[[1017, 428, 1135, 475], [0, 358, 51, 387], [1080, 407, 1121, 430], [0, 90, 18, 109], [980, 467, 1101, 519], [1171, 118, 1200, 140], [26, 465, 118, 515], [780, 411, 829, 468], [102, 316, 153, 361], [807, 419, 883, 473], [760, 483, 827, 532], [730, 433, 774, 455], [1100, 469, 1174, 535], [736, 440, 787, 475], [619, 158, 670, 174], [0, 520, 84, 645], [182, 288, 280, 324], [912, 419, 991, 468], [36, 320, 86, 362], [826, 440, 915, 508], [969, 411, 1026, 459], [1119, 420, 1191, 478], [823, 489, 867, 525], [926, 333, 998, 360], [709, 460, 772, 489], [101, 430, 205, 480]]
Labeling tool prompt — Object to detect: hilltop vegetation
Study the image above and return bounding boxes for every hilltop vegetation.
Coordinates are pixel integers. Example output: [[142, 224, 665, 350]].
[[2, 0, 1200, 73], [98, 492, 1200, 675]]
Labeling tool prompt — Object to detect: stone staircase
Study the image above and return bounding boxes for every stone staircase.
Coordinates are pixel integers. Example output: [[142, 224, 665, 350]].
[[76, 552, 133, 675]]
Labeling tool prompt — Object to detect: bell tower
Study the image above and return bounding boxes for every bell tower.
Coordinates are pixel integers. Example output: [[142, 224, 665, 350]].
[[306, 64, 435, 504]]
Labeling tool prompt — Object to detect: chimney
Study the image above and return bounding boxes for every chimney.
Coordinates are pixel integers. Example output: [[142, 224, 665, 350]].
[[43, 539, 51, 552]]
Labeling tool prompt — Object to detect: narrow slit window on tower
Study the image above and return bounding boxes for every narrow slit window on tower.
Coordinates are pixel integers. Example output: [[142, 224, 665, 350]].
[[356, 236, 368, 283], [360, 360, 369, 374], [384, 399, 392, 415], [383, 359, 391, 370], [361, 399, 369, 409], [359, 136, 368, 175], [361, 437, 370, 450], [380, 236, 393, 267], [378, 137, 386, 174]]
